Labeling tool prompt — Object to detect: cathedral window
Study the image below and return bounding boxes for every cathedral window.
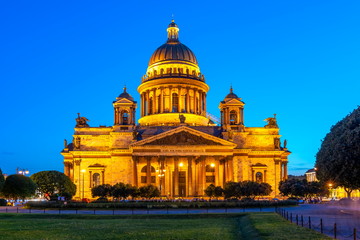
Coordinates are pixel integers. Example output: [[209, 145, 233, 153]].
[[205, 164, 215, 183], [256, 172, 263, 183], [122, 111, 129, 125], [93, 173, 101, 187], [172, 93, 179, 112], [140, 165, 156, 184], [230, 110, 237, 125]]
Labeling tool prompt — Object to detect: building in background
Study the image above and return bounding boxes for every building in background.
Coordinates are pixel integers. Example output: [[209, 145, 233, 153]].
[[61, 21, 290, 199]]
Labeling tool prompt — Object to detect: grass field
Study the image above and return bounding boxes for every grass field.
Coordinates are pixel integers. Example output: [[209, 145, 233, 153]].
[[0, 213, 331, 240]]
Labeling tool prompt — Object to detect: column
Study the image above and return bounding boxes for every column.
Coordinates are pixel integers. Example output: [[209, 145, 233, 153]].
[[153, 88, 157, 114], [160, 88, 164, 113], [141, 93, 144, 117], [169, 87, 173, 112], [201, 158, 206, 195], [146, 90, 150, 115], [133, 157, 138, 186], [178, 87, 182, 112], [89, 170, 92, 188], [203, 92, 207, 114], [187, 157, 193, 196], [174, 157, 179, 196], [186, 88, 190, 113], [228, 158, 233, 181], [215, 159, 220, 186], [222, 159, 226, 185], [264, 170, 267, 182], [284, 162, 288, 180], [146, 157, 151, 184]]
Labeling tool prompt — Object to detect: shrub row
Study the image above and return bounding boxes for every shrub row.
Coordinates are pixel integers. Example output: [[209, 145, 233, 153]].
[[25, 200, 297, 209]]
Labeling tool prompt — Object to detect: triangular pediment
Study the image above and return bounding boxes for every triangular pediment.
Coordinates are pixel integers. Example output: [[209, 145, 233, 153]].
[[224, 98, 244, 105], [131, 126, 236, 147], [113, 98, 134, 104]]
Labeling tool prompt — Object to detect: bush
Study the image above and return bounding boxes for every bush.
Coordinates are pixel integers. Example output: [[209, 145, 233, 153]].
[[0, 198, 7, 206]]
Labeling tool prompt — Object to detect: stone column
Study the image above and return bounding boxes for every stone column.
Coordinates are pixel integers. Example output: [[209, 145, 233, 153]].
[[141, 93, 144, 117], [187, 157, 193, 196], [200, 158, 206, 195], [89, 170, 92, 188], [186, 88, 190, 113], [169, 86, 173, 112], [215, 159, 220, 186], [160, 88, 164, 113], [284, 162, 288, 180], [132, 157, 138, 186], [174, 157, 179, 196], [146, 157, 151, 184], [153, 88, 157, 114]]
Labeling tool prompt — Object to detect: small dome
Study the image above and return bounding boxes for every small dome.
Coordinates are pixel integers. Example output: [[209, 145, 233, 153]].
[[225, 87, 239, 99], [118, 87, 134, 101]]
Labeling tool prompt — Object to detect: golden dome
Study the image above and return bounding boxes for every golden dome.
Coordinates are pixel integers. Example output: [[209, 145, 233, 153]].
[[148, 43, 198, 66]]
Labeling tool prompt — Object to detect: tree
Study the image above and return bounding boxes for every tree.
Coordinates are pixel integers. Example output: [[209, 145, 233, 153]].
[[279, 179, 307, 197], [204, 184, 216, 199], [2, 174, 37, 200], [316, 107, 360, 198], [223, 182, 242, 199], [258, 183, 272, 197], [30, 171, 76, 200], [139, 185, 160, 199], [112, 182, 134, 200], [91, 184, 112, 198], [0, 169, 5, 193], [214, 186, 224, 198]]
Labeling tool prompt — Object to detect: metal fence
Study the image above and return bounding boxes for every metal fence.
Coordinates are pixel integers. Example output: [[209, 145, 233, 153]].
[[276, 208, 359, 240]]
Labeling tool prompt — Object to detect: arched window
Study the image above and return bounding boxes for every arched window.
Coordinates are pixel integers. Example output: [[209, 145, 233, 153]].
[[93, 173, 101, 187], [172, 93, 179, 112], [122, 111, 128, 125], [230, 110, 237, 125], [140, 165, 156, 184], [256, 172, 263, 183]]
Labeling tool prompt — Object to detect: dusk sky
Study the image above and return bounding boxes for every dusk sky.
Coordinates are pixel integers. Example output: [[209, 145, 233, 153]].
[[1, 1, 359, 176]]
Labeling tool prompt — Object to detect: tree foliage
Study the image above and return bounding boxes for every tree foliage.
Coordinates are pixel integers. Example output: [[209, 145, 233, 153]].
[[139, 185, 160, 199], [112, 182, 137, 200], [316, 107, 360, 197], [223, 181, 272, 199], [0, 169, 5, 193], [279, 179, 328, 198], [91, 184, 112, 198], [1, 174, 37, 200], [30, 171, 76, 200]]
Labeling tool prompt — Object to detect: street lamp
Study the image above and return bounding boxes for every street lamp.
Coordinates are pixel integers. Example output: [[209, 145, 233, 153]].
[[328, 183, 333, 199], [156, 167, 166, 194], [16, 168, 29, 176], [81, 169, 86, 200]]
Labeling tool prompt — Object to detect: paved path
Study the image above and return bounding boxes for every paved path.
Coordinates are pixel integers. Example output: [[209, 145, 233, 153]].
[[282, 204, 360, 240]]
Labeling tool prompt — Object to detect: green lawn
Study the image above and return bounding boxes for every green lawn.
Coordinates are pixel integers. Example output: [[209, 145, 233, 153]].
[[0, 213, 331, 240]]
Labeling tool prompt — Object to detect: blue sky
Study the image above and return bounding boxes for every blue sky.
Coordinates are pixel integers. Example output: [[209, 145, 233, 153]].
[[1, 1, 359, 176]]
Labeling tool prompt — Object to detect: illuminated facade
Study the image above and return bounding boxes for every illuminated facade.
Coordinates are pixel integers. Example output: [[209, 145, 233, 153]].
[[62, 21, 290, 199]]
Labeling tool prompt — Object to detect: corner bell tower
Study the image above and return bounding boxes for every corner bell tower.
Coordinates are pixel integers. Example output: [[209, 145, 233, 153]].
[[113, 87, 137, 127], [219, 87, 245, 130]]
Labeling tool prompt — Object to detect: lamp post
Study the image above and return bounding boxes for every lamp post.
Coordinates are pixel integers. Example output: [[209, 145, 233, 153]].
[[328, 183, 333, 199], [81, 169, 86, 200], [156, 167, 166, 195]]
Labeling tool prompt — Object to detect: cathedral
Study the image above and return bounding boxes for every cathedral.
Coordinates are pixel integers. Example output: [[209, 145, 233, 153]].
[[62, 20, 290, 199]]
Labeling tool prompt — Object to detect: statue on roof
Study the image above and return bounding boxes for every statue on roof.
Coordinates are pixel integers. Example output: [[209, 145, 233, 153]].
[[179, 114, 186, 124], [264, 114, 278, 128], [75, 113, 90, 128]]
